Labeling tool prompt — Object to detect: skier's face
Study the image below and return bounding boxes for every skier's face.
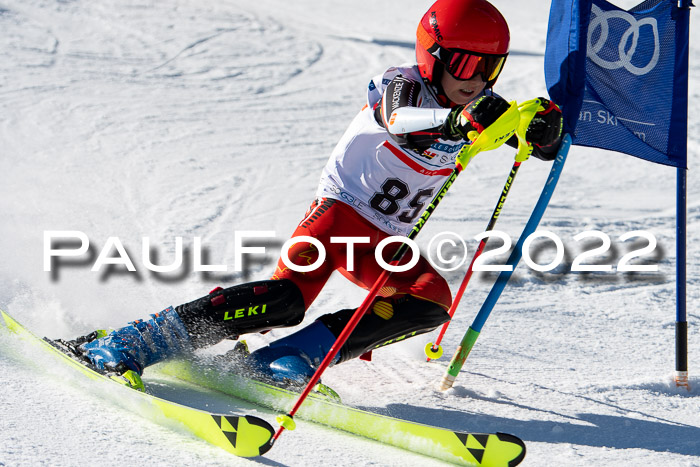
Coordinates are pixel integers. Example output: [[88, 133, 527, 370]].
[[441, 72, 487, 106]]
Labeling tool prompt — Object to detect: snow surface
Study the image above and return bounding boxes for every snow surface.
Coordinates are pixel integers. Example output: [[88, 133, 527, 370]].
[[1, 0, 699, 465]]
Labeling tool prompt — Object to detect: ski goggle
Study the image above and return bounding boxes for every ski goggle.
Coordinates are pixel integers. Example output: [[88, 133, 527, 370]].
[[441, 49, 507, 82], [416, 25, 508, 82]]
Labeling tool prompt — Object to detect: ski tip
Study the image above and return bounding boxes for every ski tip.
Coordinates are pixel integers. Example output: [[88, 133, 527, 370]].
[[246, 415, 275, 457], [1, 308, 12, 325], [495, 432, 527, 466]]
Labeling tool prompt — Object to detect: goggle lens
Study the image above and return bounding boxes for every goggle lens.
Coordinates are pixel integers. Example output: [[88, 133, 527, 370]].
[[445, 51, 506, 82]]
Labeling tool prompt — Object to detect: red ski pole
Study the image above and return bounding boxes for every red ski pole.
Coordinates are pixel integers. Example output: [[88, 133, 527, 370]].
[[271, 103, 522, 444], [424, 98, 543, 362], [425, 159, 523, 361]]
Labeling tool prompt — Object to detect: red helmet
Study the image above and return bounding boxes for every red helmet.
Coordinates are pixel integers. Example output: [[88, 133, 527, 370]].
[[416, 0, 510, 88]]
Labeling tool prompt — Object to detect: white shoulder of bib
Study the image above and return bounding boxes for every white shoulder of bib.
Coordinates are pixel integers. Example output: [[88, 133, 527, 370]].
[[384, 107, 451, 135]]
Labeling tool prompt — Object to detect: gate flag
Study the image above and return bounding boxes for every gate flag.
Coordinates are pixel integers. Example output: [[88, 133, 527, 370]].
[[544, 0, 689, 168]]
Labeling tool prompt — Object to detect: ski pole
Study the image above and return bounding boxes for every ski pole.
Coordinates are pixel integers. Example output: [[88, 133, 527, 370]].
[[438, 133, 572, 391], [271, 102, 523, 444], [425, 99, 543, 361], [424, 160, 521, 361]]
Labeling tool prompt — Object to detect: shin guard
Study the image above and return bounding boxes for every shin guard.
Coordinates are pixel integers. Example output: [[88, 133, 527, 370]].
[[318, 295, 450, 363], [175, 279, 305, 348]]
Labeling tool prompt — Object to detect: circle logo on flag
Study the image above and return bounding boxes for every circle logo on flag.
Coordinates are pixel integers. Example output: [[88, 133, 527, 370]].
[[587, 4, 660, 76]]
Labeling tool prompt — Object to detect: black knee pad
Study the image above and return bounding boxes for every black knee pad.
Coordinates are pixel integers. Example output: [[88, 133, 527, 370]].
[[175, 279, 305, 348], [317, 295, 449, 363]]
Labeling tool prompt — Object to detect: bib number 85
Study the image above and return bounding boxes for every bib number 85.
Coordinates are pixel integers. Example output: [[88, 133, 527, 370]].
[[369, 178, 433, 223]]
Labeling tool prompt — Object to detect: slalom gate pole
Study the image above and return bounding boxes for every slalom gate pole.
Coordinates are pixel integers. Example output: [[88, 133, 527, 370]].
[[675, 166, 689, 389], [271, 102, 523, 443], [424, 160, 522, 362], [439, 133, 572, 391], [425, 99, 543, 362], [674, 0, 691, 390]]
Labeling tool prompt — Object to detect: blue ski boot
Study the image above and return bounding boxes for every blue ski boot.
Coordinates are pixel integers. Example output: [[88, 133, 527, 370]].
[[245, 320, 339, 389], [76, 306, 192, 382]]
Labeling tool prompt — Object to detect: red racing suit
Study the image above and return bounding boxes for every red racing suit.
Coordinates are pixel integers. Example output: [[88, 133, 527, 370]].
[[273, 64, 492, 312]]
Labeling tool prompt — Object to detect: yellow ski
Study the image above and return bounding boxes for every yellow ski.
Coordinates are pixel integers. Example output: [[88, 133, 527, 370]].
[[0, 309, 275, 458], [157, 358, 527, 466]]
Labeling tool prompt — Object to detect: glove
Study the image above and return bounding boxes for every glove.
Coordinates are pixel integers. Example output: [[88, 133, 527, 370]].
[[442, 95, 511, 141], [526, 98, 563, 149]]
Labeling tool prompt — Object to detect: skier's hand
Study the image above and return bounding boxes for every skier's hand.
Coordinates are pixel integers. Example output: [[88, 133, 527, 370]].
[[525, 98, 563, 150], [442, 95, 511, 141]]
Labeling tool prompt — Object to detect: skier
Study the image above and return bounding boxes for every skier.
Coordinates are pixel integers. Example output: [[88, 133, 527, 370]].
[[63, 0, 563, 389]]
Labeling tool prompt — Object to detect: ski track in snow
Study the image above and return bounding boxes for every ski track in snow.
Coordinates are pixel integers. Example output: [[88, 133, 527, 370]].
[[1, 0, 699, 466]]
